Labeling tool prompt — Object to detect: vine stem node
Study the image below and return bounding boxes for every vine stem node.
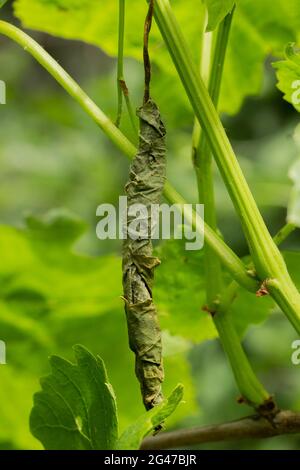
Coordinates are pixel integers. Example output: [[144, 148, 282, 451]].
[[256, 280, 270, 297]]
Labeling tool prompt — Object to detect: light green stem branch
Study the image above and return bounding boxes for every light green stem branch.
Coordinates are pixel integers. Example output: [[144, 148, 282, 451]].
[[194, 10, 234, 307], [273, 222, 296, 246], [192, 10, 269, 408], [192, 13, 219, 309], [153, 0, 300, 335], [213, 313, 270, 406], [0, 19, 255, 293]]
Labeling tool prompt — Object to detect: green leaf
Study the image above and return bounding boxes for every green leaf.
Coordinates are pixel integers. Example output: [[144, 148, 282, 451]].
[[11, 0, 205, 122], [30, 345, 118, 450], [0, 0, 9, 8], [218, 0, 300, 114], [13, 0, 300, 117], [219, 8, 266, 115], [117, 384, 183, 450], [0, 214, 121, 322], [273, 43, 300, 113], [13, 0, 146, 56], [55, 309, 198, 433], [204, 0, 236, 31], [0, 301, 53, 348], [0, 214, 198, 447], [25, 208, 87, 247]]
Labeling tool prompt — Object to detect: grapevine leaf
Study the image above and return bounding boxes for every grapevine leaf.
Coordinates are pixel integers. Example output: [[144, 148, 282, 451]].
[[57, 310, 197, 432], [12, 0, 300, 116], [273, 43, 300, 113], [30, 345, 118, 450], [13, 0, 148, 57], [25, 208, 87, 247], [0, 214, 198, 446], [204, 0, 236, 32], [117, 384, 183, 450], [217, 0, 300, 114], [0, 301, 53, 348], [0, 212, 121, 322], [219, 9, 266, 115]]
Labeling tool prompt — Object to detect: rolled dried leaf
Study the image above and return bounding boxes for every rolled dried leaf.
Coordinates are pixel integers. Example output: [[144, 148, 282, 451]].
[[122, 99, 166, 410]]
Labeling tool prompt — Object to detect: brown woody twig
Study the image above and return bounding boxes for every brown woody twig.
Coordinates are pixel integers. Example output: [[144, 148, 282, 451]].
[[143, 0, 155, 103], [141, 410, 300, 449]]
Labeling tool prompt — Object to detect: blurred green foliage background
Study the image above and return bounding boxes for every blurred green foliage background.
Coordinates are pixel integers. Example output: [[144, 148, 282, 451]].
[[0, 1, 300, 450]]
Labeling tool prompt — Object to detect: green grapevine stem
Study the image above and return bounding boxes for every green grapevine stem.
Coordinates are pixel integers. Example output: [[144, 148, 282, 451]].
[[153, 0, 300, 335], [194, 10, 234, 306], [191, 9, 270, 408], [273, 222, 296, 246]]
